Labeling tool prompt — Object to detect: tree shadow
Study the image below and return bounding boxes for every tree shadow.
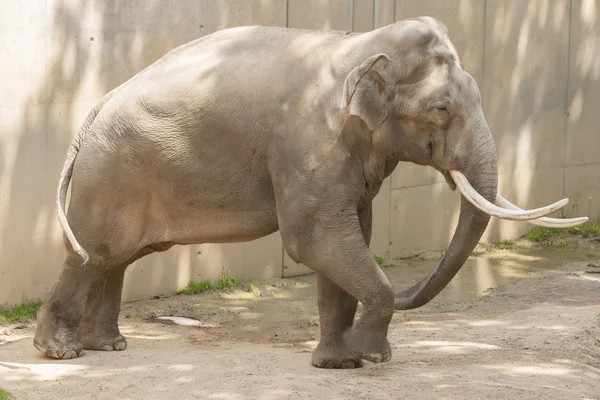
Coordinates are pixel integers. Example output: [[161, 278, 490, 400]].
[[0, 0, 289, 305], [1, 0, 598, 309]]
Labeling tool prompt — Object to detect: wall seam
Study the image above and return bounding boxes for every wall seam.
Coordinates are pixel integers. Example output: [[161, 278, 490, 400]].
[[282, 0, 289, 277], [42, 0, 49, 300], [372, 0, 375, 29], [285, 0, 289, 28], [562, 0, 573, 216], [481, 0, 487, 108], [351, 0, 355, 31]]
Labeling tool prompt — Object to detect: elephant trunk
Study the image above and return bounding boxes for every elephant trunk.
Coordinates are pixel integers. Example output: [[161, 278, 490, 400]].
[[394, 126, 498, 310]]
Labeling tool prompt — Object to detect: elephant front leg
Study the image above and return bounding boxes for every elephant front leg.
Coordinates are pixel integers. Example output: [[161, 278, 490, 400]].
[[311, 274, 363, 369], [282, 205, 394, 368]]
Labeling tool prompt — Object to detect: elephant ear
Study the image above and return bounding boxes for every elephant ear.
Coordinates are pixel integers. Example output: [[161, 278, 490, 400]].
[[340, 53, 391, 130]]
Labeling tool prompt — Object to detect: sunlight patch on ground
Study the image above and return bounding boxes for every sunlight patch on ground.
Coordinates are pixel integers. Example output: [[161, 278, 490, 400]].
[[118, 330, 182, 340], [398, 340, 500, 354], [483, 252, 544, 262], [466, 320, 504, 327], [484, 363, 574, 376], [1, 362, 87, 381], [167, 364, 195, 372], [153, 316, 203, 326], [565, 273, 600, 283]]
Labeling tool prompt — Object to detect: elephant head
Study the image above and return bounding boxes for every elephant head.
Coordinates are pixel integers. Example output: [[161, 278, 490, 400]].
[[340, 17, 587, 310]]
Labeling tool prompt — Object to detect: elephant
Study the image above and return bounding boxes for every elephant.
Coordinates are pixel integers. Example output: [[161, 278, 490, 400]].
[[33, 16, 587, 368]]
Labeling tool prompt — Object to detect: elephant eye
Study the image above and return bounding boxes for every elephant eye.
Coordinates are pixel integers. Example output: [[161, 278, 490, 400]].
[[436, 106, 450, 116]]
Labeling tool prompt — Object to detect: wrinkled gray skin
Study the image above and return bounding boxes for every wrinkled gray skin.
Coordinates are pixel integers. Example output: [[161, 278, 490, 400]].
[[34, 16, 498, 368]]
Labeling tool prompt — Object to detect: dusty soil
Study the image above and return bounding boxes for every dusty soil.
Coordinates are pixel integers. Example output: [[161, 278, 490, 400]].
[[1, 244, 599, 400]]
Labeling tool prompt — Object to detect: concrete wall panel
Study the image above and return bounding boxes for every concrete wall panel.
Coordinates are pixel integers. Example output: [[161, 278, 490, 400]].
[[288, 0, 353, 30], [389, 182, 460, 258], [0, 0, 47, 108], [371, 177, 392, 258], [565, 0, 600, 218], [483, 0, 571, 176], [374, 0, 395, 28], [353, 0, 375, 32], [565, 165, 600, 220]]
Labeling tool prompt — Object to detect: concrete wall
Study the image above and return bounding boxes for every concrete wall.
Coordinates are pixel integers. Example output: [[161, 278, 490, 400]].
[[1, 0, 598, 305]]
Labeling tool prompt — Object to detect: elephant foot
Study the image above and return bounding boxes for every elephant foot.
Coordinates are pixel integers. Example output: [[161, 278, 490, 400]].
[[311, 340, 364, 369], [344, 326, 392, 363], [33, 326, 84, 359], [33, 306, 85, 359], [79, 331, 127, 351]]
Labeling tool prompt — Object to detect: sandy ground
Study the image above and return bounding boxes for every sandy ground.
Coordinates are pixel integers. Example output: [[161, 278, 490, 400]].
[[1, 245, 599, 400]]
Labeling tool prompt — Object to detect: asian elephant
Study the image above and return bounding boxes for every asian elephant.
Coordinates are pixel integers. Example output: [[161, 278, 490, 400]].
[[33, 16, 587, 368]]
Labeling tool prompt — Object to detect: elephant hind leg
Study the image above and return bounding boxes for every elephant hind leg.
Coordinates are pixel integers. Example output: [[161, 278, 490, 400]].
[[34, 206, 163, 359], [77, 265, 128, 351], [77, 243, 175, 351], [33, 255, 93, 359]]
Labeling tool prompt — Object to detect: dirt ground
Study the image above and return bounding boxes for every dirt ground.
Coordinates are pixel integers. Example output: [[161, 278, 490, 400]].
[[1, 244, 599, 400]]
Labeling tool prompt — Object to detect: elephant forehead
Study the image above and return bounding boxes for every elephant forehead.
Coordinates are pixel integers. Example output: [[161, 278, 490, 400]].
[[418, 64, 450, 96]]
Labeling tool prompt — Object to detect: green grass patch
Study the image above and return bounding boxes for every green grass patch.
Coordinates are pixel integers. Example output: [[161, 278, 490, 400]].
[[567, 219, 600, 238], [0, 300, 41, 324], [523, 218, 600, 243], [523, 227, 565, 242], [374, 255, 385, 265], [179, 270, 257, 295], [0, 388, 14, 400]]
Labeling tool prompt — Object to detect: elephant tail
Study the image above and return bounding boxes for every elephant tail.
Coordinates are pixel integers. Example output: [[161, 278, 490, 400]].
[[57, 138, 88, 264], [56, 96, 112, 265]]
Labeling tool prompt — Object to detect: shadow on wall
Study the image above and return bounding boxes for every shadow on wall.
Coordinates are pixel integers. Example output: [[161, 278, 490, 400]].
[[389, 0, 599, 256], [0, 0, 287, 305], [1, 0, 598, 306]]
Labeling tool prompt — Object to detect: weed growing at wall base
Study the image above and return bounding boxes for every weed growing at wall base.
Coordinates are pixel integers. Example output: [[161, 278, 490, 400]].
[[0, 388, 14, 400], [567, 220, 600, 238], [523, 219, 600, 242], [179, 270, 258, 295], [0, 300, 41, 324]]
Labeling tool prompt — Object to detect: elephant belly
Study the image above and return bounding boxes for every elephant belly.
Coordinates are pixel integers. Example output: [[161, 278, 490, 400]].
[[148, 166, 280, 245]]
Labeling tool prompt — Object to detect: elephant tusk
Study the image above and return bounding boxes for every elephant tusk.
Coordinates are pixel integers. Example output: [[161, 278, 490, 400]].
[[494, 193, 589, 227], [449, 170, 569, 221]]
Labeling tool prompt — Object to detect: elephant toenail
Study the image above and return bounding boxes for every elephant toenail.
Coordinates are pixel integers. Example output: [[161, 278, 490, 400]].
[[62, 350, 78, 359], [114, 341, 127, 351], [101, 344, 114, 351], [341, 361, 356, 369]]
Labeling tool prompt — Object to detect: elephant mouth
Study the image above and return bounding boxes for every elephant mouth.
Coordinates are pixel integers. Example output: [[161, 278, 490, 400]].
[[440, 169, 456, 191], [447, 170, 588, 227]]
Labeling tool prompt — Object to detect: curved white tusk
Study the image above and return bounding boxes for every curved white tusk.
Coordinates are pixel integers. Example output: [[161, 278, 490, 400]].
[[449, 170, 568, 221], [495, 194, 588, 227]]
